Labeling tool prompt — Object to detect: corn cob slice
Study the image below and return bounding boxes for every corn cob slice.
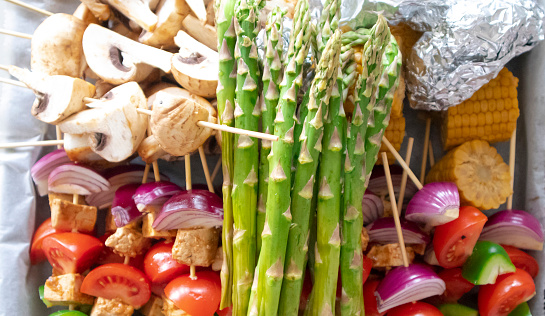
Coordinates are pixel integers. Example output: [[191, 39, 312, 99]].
[[442, 68, 519, 150], [425, 139, 512, 210]]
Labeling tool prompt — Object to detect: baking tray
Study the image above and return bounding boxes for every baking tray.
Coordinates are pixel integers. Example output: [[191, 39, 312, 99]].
[[0, 1, 543, 315]]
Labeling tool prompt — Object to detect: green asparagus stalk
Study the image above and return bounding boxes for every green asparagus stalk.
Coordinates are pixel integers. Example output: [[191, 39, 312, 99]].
[[232, 0, 263, 313], [316, 0, 340, 59], [215, 0, 237, 308], [339, 16, 390, 315], [248, 2, 312, 315], [257, 7, 285, 255]]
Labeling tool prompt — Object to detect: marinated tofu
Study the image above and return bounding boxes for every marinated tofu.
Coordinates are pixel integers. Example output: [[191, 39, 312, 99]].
[[142, 211, 177, 239], [361, 227, 369, 252], [140, 295, 165, 316], [105, 226, 151, 257], [172, 227, 220, 267], [44, 273, 94, 306], [104, 207, 117, 234], [49, 196, 97, 233], [366, 243, 416, 269], [90, 297, 134, 316]]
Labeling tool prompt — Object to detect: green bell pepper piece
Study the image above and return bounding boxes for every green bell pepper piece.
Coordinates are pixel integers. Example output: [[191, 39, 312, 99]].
[[508, 302, 532, 316], [39, 285, 53, 308], [439, 303, 479, 316], [462, 241, 516, 285], [49, 311, 87, 316]]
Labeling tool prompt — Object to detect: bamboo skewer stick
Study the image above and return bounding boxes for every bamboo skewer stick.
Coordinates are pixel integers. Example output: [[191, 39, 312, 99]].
[[507, 127, 517, 209], [55, 126, 63, 149], [428, 141, 435, 167], [0, 139, 64, 148], [142, 164, 151, 184], [3, 0, 53, 16], [184, 153, 197, 280], [397, 137, 414, 212], [211, 159, 221, 183], [152, 161, 161, 182], [382, 152, 409, 268], [420, 117, 431, 183], [383, 137, 423, 190], [198, 146, 214, 193], [0, 28, 32, 39], [0, 77, 27, 88]]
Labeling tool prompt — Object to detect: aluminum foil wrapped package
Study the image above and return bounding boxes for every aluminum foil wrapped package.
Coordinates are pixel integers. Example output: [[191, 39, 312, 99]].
[[338, 0, 545, 111]]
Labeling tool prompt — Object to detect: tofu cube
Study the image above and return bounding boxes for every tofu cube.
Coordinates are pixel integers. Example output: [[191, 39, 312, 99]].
[[162, 297, 190, 316], [142, 210, 177, 239], [49, 192, 86, 204], [105, 226, 151, 258], [211, 246, 223, 272], [90, 297, 134, 316], [105, 207, 117, 234], [43, 273, 94, 306], [366, 243, 415, 269], [140, 295, 165, 316], [172, 227, 220, 267], [50, 198, 97, 233]]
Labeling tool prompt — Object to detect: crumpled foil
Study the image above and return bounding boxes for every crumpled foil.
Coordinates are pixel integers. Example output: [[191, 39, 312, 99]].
[[340, 0, 545, 110]]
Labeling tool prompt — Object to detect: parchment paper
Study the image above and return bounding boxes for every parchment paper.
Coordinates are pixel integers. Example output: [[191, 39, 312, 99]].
[[0, 1, 542, 316]]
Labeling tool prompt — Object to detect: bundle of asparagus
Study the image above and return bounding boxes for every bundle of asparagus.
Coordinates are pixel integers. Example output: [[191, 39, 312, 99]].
[[215, 0, 401, 313]]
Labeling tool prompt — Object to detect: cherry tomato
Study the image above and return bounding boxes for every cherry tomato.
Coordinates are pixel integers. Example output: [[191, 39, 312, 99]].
[[437, 268, 475, 303], [387, 302, 443, 316], [95, 234, 144, 270], [502, 245, 539, 278], [478, 269, 536, 316], [164, 271, 221, 316], [363, 280, 385, 316], [216, 305, 233, 316], [362, 254, 373, 285], [80, 263, 151, 308], [42, 232, 102, 274], [30, 218, 66, 265], [144, 241, 190, 285], [433, 206, 487, 268]]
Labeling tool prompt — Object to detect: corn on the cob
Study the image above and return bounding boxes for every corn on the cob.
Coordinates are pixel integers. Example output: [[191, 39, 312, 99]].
[[442, 68, 519, 150], [425, 139, 512, 210]]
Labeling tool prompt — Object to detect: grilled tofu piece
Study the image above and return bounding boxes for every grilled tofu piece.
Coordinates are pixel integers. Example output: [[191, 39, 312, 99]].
[[366, 243, 416, 269], [142, 206, 177, 239], [90, 297, 134, 316], [172, 227, 220, 267], [162, 297, 190, 316], [140, 295, 165, 316], [49, 193, 97, 233], [44, 273, 94, 306], [105, 226, 151, 257]]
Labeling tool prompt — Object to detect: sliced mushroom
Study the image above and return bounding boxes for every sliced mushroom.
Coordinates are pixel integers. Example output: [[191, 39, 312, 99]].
[[181, 15, 218, 51], [206, 0, 215, 26], [58, 82, 148, 162], [105, 0, 158, 32], [109, 18, 141, 41], [138, 135, 168, 163], [82, 24, 173, 85], [31, 14, 87, 78], [64, 133, 123, 169], [9, 66, 95, 124], [93, 79, 116, 98], [80, 0, 111, 21], [150, 90, 216, 157], [73, 3, 100, 25], [171, 31, 218, 98], [185, 0, 207, 24], [139, 0, 191, 49]]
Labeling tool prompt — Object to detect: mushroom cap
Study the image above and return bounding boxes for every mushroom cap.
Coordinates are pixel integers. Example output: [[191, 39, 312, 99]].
[[64, 133, 125, 169], [31, 13, 87, 77], [73, 3, 101, 25], [171, 31, 218, 98], [150, 90, 216, 157], [59, 82, 148, 162], [106, 0, 158, 32], [137, 135, 168, 164], [139, 0, 191, 49]]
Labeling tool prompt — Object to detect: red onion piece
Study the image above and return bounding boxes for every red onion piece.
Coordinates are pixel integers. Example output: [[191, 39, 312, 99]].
[[368, 165, 419, 201], [375, 264, 446, 312], [366, 217, 430, 245], [134, 181, 183, 212], [48, 163, 110, 195], [405, 182, 460, 227], [362, 192, 384, 225], [111, 183, 144, 227], [86, 165, 168, 209], [423, 245, 440, 266], [153, 189, 223, 231], [479, 210, 544, 251], [30, 149, 71, 196]]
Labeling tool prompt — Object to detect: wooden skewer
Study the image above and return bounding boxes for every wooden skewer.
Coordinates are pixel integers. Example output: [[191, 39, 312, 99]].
[[198, 146, 214, 193], [185, 154, 192, 190], [0, 139, 64, 148], [397, 137, 414, 212], [55, 126, 63, 149], [4, 0, 54, 16], [507, 127, 517, 209], [211, 159, 221, 184], [382, 137, 423, 190], [382, 152, 409, 268], [152, 161, 161, 182], [124, 256, 130, 265], [0, 28, 32, 39], [428, 141, 435, 167], [0, 77, 27, 88], [70, 193, 80, 311], [142, 164, 151, 184], [420, 117, 431, 183]]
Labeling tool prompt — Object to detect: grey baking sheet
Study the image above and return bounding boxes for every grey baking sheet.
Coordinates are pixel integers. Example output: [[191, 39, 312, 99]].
[[0, 1, 543, 316]]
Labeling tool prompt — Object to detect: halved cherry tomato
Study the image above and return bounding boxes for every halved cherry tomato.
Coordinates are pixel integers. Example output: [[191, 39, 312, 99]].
[[437, 268, 475, 303], [433, 206, 487, 268], [362, 254, 373, 285], [95, 234, 144, 270], [144, 241, 190, 285], [387, 301, 443, 316], [164, 271, 221, 316], [502, 245, 539, 278], [42, 232, 102, 274], [30, 218, 66, 265], [478, 269, 536, 316], [80, 263, 151, 308], [363, 280, 385, 316]]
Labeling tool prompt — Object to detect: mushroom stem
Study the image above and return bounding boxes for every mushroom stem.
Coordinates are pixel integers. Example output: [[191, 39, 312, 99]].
[[0, 28, 32, 39], [4, 0, 53, 16]]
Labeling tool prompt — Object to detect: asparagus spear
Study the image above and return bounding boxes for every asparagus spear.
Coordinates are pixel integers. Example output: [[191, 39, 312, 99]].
[[339, 16, 390, 315], [232, 0, 263, 313], [215, 0, 237, 308], [257, 7, 285, 255], [249, 1, 312, 315]]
